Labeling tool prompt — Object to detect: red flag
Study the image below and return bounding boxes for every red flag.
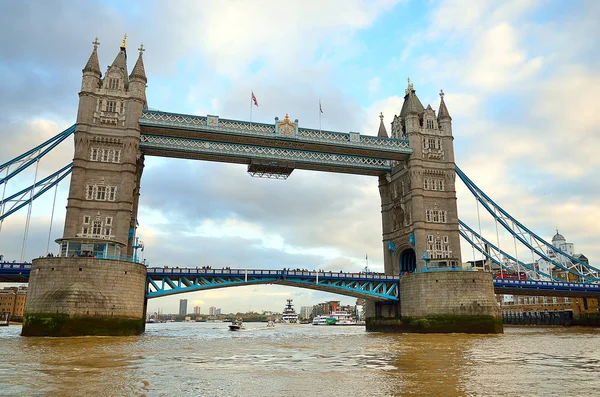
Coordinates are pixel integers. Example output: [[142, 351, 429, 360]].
[[251, 91, 258, 107], [319, 100, 323, 114]]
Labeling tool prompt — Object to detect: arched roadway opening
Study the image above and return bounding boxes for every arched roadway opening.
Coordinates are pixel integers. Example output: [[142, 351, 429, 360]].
[[399, 248, 416, 273]]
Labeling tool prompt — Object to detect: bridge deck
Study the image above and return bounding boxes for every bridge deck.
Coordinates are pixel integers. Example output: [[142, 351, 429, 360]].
[[2, 264, 600, 299], [139, 110, 411, 175]]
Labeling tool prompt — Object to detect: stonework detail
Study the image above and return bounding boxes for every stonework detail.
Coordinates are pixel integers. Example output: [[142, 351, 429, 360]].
[[379, 82, 461, 273], [400, 272, 501, 318], [62, 41, 147, 256]]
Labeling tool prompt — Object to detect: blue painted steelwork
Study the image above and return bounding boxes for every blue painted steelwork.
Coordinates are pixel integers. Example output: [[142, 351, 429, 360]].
[[0, 263, 32, 282], [0, 163, 72, 221], [0, 125, 75, 185], [2, 264, 600, 298], [139, 110, 411, 154], [459, 219, 557, 281], [456, 165, 600, 282], [494, 278, 600, 297], [140, 135, 393, 173], [146, 268, 400, 301]]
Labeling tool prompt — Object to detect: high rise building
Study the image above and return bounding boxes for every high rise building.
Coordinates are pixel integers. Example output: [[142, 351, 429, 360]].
[[209, 306, 216, 316], [179, 299, 188, 316], [300, 306, 312, 319], [193, 306, 201, 314]]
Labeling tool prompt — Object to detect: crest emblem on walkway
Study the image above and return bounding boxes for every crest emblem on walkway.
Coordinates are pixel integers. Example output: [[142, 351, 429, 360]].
[[275, 114, 298, 138]]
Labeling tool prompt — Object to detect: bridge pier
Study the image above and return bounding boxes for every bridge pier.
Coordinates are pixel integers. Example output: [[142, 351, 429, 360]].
[[22, 257, 147, 337], [366, 271, 503, 333]]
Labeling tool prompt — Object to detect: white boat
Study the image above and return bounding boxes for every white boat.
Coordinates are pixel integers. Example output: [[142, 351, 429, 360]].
[[266, 320, 275, 327], [312, 310, 358, 325], [330, 310, 357, 325], [281, 299, 299, 323]]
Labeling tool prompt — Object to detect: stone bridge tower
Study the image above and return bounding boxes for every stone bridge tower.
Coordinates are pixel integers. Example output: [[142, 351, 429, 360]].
[[379, 80, 461, 274], [57, 36, 147, 259], [367, 80, 501, 334], [22, 38, 149, 337]]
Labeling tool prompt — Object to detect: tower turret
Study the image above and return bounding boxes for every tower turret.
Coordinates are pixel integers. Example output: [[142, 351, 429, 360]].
[[399, 78, 425, 135], [437, 89, 452, 135], [78, 38, 102, 124], [82, 38, 102, 91], [377, 112, 389, 138], [128, 44, 147, 107]]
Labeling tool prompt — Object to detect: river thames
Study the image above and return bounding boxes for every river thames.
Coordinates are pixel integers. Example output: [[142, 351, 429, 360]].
[[1, 322, 599, 396]]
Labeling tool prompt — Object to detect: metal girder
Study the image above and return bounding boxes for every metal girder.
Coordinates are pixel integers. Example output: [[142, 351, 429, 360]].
[[0, 125, 75, 185], [459, 220, 557, 281], [0, 163, 72, 222], [146, 268, 400, 301], [456, 166, 600, 282], [139, 110, 411, 155], [3, 264, 600, 298], [494, 279, 600, 297], [140, 134, 394, 175]]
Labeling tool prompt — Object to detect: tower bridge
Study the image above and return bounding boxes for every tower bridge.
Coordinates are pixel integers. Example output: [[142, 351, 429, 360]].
[[1, 38, 599, 336]]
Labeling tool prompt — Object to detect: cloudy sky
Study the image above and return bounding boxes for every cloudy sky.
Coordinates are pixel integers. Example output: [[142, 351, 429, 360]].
[[1, 0, 599, 314]]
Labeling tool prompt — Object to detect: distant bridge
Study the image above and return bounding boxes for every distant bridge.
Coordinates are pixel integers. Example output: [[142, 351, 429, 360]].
[[3, 263, 600, 299]]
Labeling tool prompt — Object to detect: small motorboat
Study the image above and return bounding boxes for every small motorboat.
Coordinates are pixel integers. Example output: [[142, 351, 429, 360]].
[[228, 320, 243, 331], [266, 320, 275, 327]]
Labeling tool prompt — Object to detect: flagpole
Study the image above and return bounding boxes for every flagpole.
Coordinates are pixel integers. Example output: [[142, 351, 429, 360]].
[[319, 99, 322, 132], [250, 91, 253, 124]]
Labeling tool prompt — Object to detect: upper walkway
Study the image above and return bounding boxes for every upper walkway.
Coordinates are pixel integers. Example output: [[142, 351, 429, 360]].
[[138, 110, 412, 175], [2, 263, 600, 299]]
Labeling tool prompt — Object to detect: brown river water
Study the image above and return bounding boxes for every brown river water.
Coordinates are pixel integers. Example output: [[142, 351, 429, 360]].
[[1, 322, 599, 397]]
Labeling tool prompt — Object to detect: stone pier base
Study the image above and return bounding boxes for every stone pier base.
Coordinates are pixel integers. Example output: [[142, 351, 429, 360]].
[[22, 257, 147, 337], [366, 271, 503, 334]]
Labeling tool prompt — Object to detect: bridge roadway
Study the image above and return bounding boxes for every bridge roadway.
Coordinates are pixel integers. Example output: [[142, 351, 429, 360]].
[[2, 263, 600, 299]]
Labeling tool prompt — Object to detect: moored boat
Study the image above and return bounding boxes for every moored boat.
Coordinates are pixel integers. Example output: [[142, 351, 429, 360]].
[[281, 299, 299, 323]]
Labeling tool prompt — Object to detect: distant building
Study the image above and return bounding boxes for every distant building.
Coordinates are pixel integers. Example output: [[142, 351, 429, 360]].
[[193, 306, 201, 314], [216, 308, 221, 315], [179, 299, 188, 316], [498, 231, 599, 321], [300, 306, 312, 320], [209, 306, 217, 316], [0, 286, 27, 321]]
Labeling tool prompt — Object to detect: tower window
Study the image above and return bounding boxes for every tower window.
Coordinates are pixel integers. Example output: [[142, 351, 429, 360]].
[[107, 101, 116, 113], [108, 187, 117, 201], [109, 78, 119, 90], [113, 150, 121, 163], [120, 102, 124, 114], [425, 209, 447, 223], [101, 149, 108, 162], [105, 217, 113, 226], [90, 148, 99, 161], [426, 119, 434, 129], [83, 216, 90, 224], [96, 186, 106, 201], [92, 221, 102, 235], [86, 185, 94, 200]]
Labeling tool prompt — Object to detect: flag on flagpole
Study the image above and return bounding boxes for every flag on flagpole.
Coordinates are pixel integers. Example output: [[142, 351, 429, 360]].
[[366, 254, 368, 260], [251, 91, 259, 107], [319, 100, 323, 114]]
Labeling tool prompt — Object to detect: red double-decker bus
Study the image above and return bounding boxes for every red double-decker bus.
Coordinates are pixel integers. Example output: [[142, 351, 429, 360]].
[[495, 271, 527, 280]]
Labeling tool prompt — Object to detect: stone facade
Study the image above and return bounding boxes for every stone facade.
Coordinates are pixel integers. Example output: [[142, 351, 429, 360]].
[[379, 82, 461, 273], [61, 39, 147, 258], [400, 272, 500, 317], [22, 257, 147, 336]]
